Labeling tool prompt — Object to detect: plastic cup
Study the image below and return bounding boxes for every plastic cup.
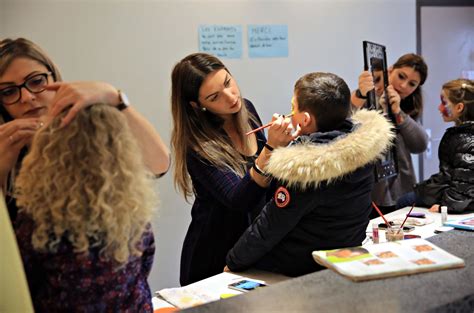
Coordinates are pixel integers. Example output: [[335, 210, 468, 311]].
[[386, 226, 404, 242]]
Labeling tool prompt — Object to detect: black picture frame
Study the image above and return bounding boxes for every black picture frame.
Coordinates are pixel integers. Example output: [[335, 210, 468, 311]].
[[362, 40, 398, 181]]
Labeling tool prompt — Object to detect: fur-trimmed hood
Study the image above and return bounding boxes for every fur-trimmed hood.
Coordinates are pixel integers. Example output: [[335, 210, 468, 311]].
[[265, 109, 395, 189]]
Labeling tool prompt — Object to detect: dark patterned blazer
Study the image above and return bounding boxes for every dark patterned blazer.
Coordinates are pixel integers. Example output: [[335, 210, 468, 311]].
[[15, 214, 155, 313], [180, 99, 268, 286]]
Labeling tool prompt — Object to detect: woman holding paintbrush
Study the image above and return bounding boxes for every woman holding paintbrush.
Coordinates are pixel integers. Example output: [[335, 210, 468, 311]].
[[171, 52, 298, 285]]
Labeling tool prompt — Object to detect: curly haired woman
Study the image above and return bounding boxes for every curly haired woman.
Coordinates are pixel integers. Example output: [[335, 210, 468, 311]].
[[14, 104, 157, 312]]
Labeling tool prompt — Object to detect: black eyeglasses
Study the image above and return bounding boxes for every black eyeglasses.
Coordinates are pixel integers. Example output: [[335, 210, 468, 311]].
[[0, 72, 52, 105]]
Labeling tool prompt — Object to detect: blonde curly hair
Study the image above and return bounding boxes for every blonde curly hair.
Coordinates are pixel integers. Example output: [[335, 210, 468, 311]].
[[15, 104, 156, 265]]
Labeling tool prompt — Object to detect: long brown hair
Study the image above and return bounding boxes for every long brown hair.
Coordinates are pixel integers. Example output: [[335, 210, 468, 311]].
[[171, 53, 257, 201], [392, 53, 428, 120], [442, 79, 474, 123]]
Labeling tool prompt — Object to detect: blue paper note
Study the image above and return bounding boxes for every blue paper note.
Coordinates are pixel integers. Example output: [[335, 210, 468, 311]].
[[199, 25, 242, 59], [248, 25, 288, 58]]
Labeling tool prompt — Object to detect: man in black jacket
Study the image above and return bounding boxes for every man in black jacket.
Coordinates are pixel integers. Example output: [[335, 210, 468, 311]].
[[226, 72, 394, 276]]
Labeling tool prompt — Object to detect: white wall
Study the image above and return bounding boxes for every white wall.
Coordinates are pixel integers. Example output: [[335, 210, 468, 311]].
[[0, 1, 5, 37], [421, 6, 474, 179], [2, 0, 416, 290]]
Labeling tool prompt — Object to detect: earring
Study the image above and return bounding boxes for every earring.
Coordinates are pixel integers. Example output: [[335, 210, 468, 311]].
[[201, 107, 207, 112]]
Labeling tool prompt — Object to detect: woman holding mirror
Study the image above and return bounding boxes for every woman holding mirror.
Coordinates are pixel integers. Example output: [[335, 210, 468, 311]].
[[351, 53, 429, 214]]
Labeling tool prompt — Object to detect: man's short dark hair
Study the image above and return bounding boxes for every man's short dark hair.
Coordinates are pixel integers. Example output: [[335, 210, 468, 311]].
[[294, 72, 350, 132]]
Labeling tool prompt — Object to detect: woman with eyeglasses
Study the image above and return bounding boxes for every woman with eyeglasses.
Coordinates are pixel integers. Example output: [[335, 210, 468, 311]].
[[171, 53, 297, 285], [0, 38, 169, 221], [351, 53, 429, 215]]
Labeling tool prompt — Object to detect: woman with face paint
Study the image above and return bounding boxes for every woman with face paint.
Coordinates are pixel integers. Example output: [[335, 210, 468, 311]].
[[398, 79, 474, 213], [351, 53, 429, 216]]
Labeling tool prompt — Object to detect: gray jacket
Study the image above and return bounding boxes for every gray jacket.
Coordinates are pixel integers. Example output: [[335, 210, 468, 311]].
[[372, 112, 428, 206]]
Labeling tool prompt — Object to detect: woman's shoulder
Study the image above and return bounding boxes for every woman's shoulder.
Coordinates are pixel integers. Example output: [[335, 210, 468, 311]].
[[141, 224, 155, 245], [186, 149, 215, 174], [243, 98, 255, 111], [444, 123, 474, 138], [451, 122, 474, 132], [186, 148, 204, 162], [243, 98, 264, 129], [13, 211, 34, 234], [440, 123, 473, 152], [243, 98, 259, 117]]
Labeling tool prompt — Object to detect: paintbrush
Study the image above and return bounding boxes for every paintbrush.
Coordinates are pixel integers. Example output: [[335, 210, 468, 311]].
[[371, 201, 392, 229], [397, 203, 416, 235], [245, 113, 294, 136]]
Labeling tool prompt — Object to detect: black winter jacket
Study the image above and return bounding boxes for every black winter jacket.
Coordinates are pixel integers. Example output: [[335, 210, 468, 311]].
[[226, 110, 394, 276], [415, 122, 474, 213]]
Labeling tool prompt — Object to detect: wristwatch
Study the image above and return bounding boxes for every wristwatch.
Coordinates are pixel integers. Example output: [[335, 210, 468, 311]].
[[355, 89, 367, 99], [116, 90, 130, 111]]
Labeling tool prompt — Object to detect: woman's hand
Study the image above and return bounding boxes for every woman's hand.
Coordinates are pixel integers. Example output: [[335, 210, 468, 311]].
[[385, 85, 401, 114], [358, 71, 374, 97], [379, 85, 401, 114], [429, 204, 440, 213], [223, 265, 231, 272], [45, 81, 170, 175], [266, 114, 301, 148], [0, 118, 40, 183], [250, 114, 301, 187], [352, 71, 374, 109], [45, 81, 119, 127]]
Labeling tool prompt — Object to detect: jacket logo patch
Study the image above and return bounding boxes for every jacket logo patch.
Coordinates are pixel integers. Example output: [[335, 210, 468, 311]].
[[274, 186, 290, 208]]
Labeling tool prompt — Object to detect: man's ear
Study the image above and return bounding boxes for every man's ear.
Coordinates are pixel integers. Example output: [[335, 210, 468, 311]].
[[190, 101, 199, 109], [302, 112, 312, 127]]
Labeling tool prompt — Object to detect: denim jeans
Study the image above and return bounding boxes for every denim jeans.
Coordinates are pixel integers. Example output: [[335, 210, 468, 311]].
[[396, 192, 427, 209]]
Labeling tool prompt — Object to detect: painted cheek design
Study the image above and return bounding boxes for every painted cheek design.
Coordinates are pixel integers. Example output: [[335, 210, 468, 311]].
[[438, 103, 452, 118]]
